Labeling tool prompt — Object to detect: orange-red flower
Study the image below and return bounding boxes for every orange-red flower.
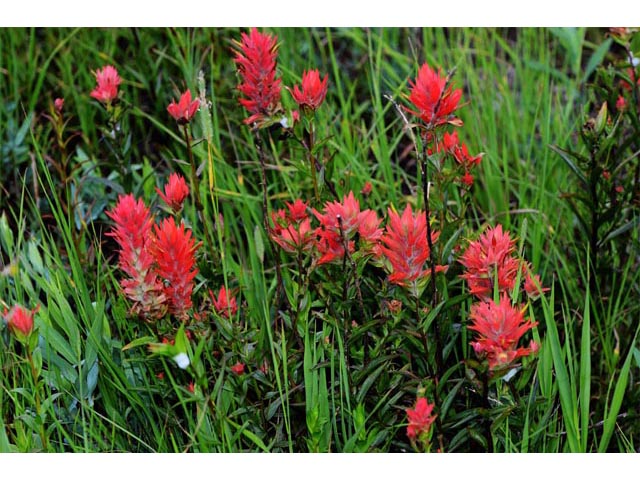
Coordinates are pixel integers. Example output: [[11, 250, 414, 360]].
[[406, 63, 462, 127], [468, 295, 538, 370], [459, 225, 520, 300], [231, 362, 245, 375], [270, 199, 315, 254], [290, 69, 328, 111], [523, 265, 548, 300], [210, 286, 238, 318], [406, 397, 437, 442], [233, 28, 282, 125], [150, 217, 200, 321], [3, 304, 37, 337], [167, 89, 200, 124], [157, 173, 189, 212], [90, 65, 121, 104], [107, 194, 167, 319], [379, 204, 443, 291]]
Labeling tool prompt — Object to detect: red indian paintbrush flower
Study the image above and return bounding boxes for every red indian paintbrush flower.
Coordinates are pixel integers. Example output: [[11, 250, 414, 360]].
[[313, 192, 381, 264], [90, 65, 121, 104], [210, 286, 238, 319], [407, 63, 462, 127], [290, 69, 328, 111], [167, 89, 200, 124], [3, 304, 37, 337], [406, 397, 437, 442], [54, 98, 64, 114], [107, 194, 167, 319], [150, 217, 200, 321], [379, 204, 444, 292], [459, 224, 520, 300], [231, 362, 245, 375], [468, 294, 538, 370], [523, 263, 549, 301], [233, 28, 282, 125], [157, 173, 189, 212], [270, 199, 315, 254]]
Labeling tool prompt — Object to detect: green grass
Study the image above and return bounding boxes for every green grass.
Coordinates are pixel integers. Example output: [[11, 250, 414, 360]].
[[1, 27, 639, 453]]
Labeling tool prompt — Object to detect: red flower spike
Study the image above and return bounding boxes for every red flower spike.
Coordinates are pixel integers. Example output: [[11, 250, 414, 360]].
[[407, 63, 462, 127], [3, 304, 37, 337], [106, 194, 167, 319], [270, 199, 315, 254], [616, 95, 626, 111], [459, 225, 520, 301], [290, 69, 328, 111], [233, 28, 282, 125], [460, 171, 474, 187], [210, 286, 238, 319], [150, 217, 200, 321], [523, 266, 549, 300], [406, 397, 437, 441], [157, 173, 189, 212], [468, 295, 538, 370], [90, 65, 121, 104], [167, 89, 200, 124], [379, 204, 444, 290]]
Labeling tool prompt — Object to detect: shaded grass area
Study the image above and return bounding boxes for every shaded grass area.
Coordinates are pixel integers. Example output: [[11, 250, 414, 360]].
[[1, 27, 639, 452]]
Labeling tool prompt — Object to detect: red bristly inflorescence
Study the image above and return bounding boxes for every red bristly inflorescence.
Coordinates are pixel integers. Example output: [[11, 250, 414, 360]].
[[167, 89, 200, 124], [157, 173, 189, 212], [233, 28, 282, 125], [210, 286, 238, 319], [90, 65, 121, 104], [313, 192, 382, 265], [3, 304, 37, 337], [468, 294, 538, 370], [290, 69, 328, 111], [107, 194, 167, 320], [459, 224, 521, 301], [149, 217, 200, 322], [270, 199, 315, 254], [379, 204, 445, 292], [406, 397, 437, 442], [406, 63, 462, 127]]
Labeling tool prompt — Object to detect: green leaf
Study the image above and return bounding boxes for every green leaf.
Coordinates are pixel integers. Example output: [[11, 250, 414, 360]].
[[582, 39, 613, 83], [254, 224, 265, 264], [549, 144, 588, 188]]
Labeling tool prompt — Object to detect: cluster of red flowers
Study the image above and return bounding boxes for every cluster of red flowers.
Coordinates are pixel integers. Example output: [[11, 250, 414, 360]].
[[3, 304, 37, 338], [270, 199, 314, 255], [406, 62, 481, 186], [405, 397, 437, 444], [459, 225, 545, 371], [90, 65, 121, 105], [167, 89, 200, 124], [107, 175, 200, 321], [210, 286, 238, 319]]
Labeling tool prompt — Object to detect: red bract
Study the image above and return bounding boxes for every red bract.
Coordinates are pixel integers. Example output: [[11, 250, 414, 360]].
[[270, 200, 314, 254], [233, 28, 282, 125], [523, 265, 548, 300], [90, 65, 121, 104], [54, 97, 64, 114], [107, 194, 167, 319], [210, 286, 238, 318], [150, 217, 200, 321], [231, 362, 245, 375], [3, 304, 36, 337], [468, 295, 538, 370], [290, 69, 328, 111], [313, 192, 381, 264], [167, 89, 200, 124], [459, 225, 520, 300], [379, 204, 443, 291], [406, 397, 437, 442], [157, 173, 189, 212], [407, 63, 462, 127]]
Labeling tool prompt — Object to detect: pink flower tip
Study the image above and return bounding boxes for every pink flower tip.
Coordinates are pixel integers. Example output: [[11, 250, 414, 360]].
[[167, 89, 200, 124], [156, 173, 189, 212], [90, 65, 121, 104]]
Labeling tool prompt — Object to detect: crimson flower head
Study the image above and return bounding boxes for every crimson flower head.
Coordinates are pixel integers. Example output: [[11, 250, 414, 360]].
[[233, 28, 282, 125], [406, 397, 437, 442], [54, 98, 64, 114], [167, 89, 200, 124], [459, 224, 520, 300], [157, 173, 189, 212], [231, 362, 245, 375], [468, 294, 538, 371], [271, 199, 315, 254], [107, 194, 167, 320], [90, 65, 121, 104], [150, 217, 200, 321], [523, 265, 549, 300], [3, 304, 37, 338], [407, 63, 462, 128], [210, 286, 238, 318], [290, 69, 328, 111], [379, 204, 444, 294]]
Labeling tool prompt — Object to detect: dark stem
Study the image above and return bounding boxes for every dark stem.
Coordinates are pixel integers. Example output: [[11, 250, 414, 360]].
[[483, 371, 494, 452]]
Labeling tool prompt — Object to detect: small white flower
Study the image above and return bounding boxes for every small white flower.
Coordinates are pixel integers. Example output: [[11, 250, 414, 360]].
[[279, 116, 289, 128], [633, 57, 640, 67], [172, 352, 190, 369]]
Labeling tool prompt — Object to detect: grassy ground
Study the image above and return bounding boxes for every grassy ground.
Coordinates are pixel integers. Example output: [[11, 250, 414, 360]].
[[1, 27, 639, 452]]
